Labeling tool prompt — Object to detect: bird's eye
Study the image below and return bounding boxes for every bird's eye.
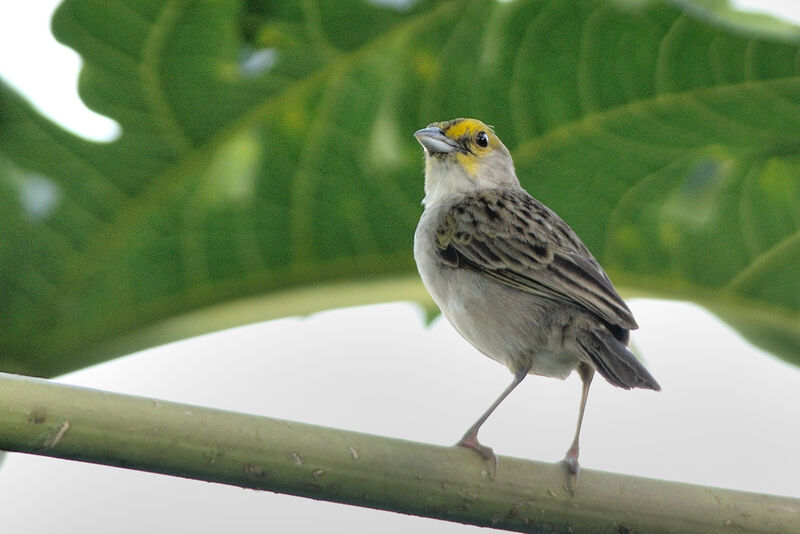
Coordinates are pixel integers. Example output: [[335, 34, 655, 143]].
[[476, 131, 489, 148]]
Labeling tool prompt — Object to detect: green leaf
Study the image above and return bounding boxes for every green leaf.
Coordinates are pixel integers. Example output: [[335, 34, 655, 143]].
[[1, 0, 799, 376]]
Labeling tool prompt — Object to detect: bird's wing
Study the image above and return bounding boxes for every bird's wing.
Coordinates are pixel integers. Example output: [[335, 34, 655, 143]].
[[435, 189, 637, 330]]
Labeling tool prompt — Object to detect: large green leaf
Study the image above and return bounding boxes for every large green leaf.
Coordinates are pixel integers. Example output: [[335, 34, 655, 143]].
[[1, 0, 798, 376]]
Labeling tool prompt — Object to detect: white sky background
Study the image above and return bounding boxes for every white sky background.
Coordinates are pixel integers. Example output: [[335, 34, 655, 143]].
[[0, 1, 799, 533]]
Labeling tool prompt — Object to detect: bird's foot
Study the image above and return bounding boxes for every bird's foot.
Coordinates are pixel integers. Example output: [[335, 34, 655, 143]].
[[457, 434, 498, 479], [563, 455, 580, 476], [563, 446, 580, 494]]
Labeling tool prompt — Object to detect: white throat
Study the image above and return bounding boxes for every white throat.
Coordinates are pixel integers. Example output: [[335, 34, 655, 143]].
[[421, 154, 521, 207], [422, 158, 480, 207]]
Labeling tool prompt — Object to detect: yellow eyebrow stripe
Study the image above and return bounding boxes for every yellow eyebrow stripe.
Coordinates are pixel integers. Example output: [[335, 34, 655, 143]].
[[445, 118, 490, 139]]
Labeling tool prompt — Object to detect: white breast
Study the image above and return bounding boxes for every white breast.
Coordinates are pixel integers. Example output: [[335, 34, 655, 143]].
[[414, 204, 581, 379]]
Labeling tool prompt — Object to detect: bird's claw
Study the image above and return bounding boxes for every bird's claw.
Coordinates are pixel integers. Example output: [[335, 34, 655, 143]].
[[563, 455, 580, 476], [457, 435, 498, 479], [563, 451, 581, 494]]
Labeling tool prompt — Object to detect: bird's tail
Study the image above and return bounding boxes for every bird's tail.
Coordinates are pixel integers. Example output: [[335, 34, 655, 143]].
[[577, 328, 660, 391]]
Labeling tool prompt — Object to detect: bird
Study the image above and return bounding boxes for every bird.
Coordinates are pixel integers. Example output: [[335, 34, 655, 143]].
[[412, 118, 660, 477]]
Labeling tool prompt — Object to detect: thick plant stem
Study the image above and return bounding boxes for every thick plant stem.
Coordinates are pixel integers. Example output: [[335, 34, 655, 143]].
[[0, 372, 796, 533]]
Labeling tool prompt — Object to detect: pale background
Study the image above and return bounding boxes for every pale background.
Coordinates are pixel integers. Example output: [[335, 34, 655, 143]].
[[0, 1, 799, 532]]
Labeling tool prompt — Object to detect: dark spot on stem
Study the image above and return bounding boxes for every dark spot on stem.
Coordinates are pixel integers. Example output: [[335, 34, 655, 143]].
[[28, 407, 46, 425]]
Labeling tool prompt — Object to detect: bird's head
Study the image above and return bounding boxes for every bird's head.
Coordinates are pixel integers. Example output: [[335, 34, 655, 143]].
[[414, 118, 519, 206]]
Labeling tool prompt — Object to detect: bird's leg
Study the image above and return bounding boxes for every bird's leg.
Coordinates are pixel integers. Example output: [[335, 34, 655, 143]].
[[457, 367, 528, 472], [563, 362, 594, 477]]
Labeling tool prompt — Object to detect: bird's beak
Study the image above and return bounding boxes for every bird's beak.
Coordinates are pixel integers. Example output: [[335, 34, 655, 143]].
[[414, 127, 459, 154]]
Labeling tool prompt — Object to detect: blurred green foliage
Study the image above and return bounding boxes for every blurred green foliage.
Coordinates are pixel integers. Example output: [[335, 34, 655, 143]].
[[0, 0, 798, 376]]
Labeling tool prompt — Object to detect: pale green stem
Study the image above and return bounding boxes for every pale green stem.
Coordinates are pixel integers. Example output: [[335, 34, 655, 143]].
[[0, 372, 796, 533]]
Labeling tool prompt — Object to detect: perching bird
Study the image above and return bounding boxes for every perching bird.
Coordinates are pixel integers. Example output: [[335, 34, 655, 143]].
[[412, 118, 660, 476]]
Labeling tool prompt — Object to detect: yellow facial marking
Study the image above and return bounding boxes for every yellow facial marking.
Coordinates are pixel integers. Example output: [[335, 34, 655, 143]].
[[455, 151, 479, 176], [423, 118, 500, 178], [442, 118, 491, 140], [435, 118, 498, 156], [440, 118, 495, 177]]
